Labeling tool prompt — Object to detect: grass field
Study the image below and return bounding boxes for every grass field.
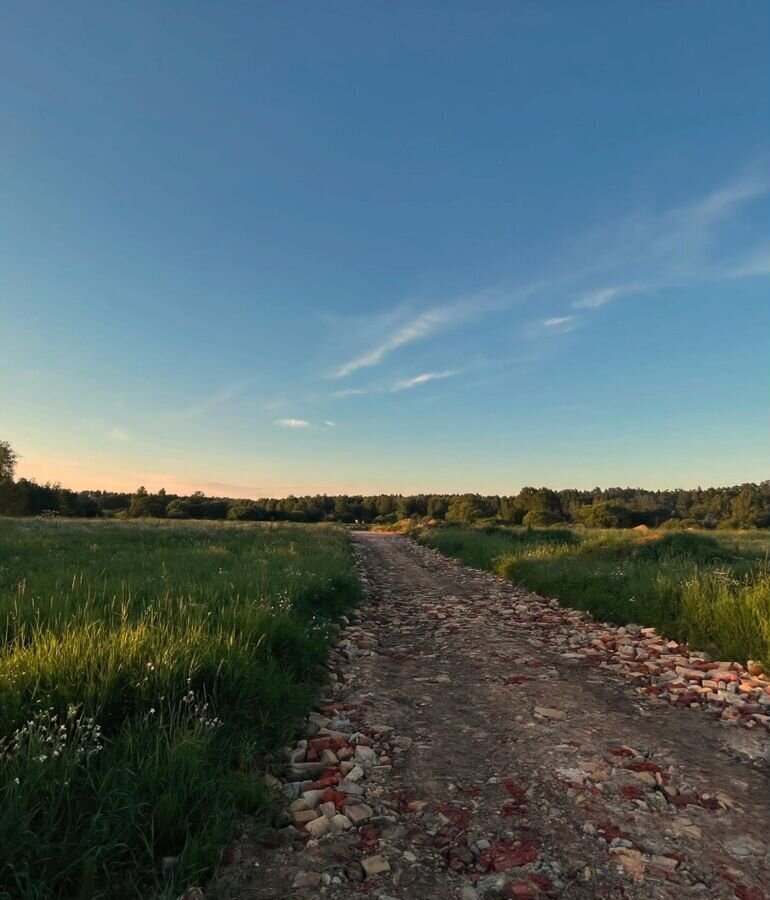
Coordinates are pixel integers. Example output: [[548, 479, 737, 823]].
[[420, 526, 770, 668], [0, 518, 359, 900]]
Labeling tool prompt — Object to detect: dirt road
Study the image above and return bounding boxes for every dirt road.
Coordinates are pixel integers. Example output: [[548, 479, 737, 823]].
[[211, 533, 770, 900]]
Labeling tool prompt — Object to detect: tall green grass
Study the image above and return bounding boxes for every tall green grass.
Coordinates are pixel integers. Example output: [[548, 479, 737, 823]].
[[420, 526, 770, 666], [0, 519, 360, 900]]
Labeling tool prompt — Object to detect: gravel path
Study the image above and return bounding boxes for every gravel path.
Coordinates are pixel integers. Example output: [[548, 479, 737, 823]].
[[209, 532, 769, 900]]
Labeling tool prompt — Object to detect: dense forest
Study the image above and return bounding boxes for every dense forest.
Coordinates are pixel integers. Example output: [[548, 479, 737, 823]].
[[2, 439, 769, 530]]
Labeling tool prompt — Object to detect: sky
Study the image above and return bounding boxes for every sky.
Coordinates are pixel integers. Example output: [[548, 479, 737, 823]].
[[1, 1, 769, 498]]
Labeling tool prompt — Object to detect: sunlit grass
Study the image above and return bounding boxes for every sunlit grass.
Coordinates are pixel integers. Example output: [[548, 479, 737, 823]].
[[0, 518, 359, 899], [420, 526, 770, 666]]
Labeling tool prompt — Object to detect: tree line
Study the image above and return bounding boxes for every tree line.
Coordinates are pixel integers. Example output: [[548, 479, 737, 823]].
[[1, 440, 769, 529]]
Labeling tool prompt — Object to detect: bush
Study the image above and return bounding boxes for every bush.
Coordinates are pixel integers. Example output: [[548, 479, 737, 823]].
[[522, 509, 563, 527]]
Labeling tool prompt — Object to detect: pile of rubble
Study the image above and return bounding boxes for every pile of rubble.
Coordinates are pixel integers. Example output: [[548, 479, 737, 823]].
[[416, 542, 770, 734], [557, 618, 769, 730], [261, 613, 409, 891]]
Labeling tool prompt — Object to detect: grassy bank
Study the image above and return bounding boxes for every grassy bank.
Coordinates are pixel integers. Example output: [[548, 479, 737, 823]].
[[419, 526, 770, 667], [0, 519, 359, 900]]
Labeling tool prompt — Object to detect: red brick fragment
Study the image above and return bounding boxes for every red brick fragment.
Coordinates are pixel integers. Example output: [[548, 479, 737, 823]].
[[734, 886, 766, 900], [503, 779, 528, 805], [356, 824, 381, 851], [667, 793, 700, 808], [596, 823, 631, 842], [620, 785, 644, 800], [321, 788, 347, 810], [434, 803, 472, 829], [648, 867, 681, 883], [309, 769, 341, 790], [501, 802, 525, 817], [624, 762, 661, 773], [478, 839, 539, 872], [530, 873, 555, 892], [503, 884, 537, 899]]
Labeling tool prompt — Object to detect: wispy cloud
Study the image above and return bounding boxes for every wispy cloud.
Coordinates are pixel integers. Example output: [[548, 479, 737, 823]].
[[331, 307, 457, 379], [321, 166, 769, 391], [329, 285, 542, 380], [726, 243, 770, 279], [274, 418, 311, 428], [683, 175, 769, 230], [175, 382, 248, 419], [661, 174, 770, 275], [107, 427, 131, 441], [333, 388, 367, 398], [390, 370, 458, 392], [273, 417, 338, 429], [567, 170, 770, 312], [573, 285, 643, 309], [523, 315, 581, 341]]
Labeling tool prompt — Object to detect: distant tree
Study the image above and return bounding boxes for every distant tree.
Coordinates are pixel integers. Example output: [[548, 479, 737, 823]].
[[557, 489, 578, 520], [402, 495, 428, 518], [333, 496, 355, 522], [445, 494, 488, 524], [198, 499, 229, 519], [0, 440, 20, 515], [721, 484, 768, 529], [128, 487, 150, 517], [575, 500, 630, 528], [1, 451, 769, 530], [128, 486, 167, 518], [497, 497, 524, 524], [426, 495, 450, 519], [514, 486, 540, 517], [522, 508, 562, 526], [13, 479, 58, 515], [376, 494, 397, 517], [100, 492, 131, 512], [228, 501, 268, 521], [521, 488, 564, 526], [0, 440, 17, 482], [55, 487, 81, 517], [165, 499, 190, 519]]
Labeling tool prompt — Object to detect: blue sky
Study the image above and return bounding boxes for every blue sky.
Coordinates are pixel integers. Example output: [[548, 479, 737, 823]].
[[1, 2, 768, 496]]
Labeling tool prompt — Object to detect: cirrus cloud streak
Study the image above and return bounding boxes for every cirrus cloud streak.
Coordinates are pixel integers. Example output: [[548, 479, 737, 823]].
[[274, 418, 311, 428], [390, 370, 459, 392]]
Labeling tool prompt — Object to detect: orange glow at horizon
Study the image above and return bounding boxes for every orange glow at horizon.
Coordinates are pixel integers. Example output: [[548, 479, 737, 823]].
[[15, 455, 377, 500]]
